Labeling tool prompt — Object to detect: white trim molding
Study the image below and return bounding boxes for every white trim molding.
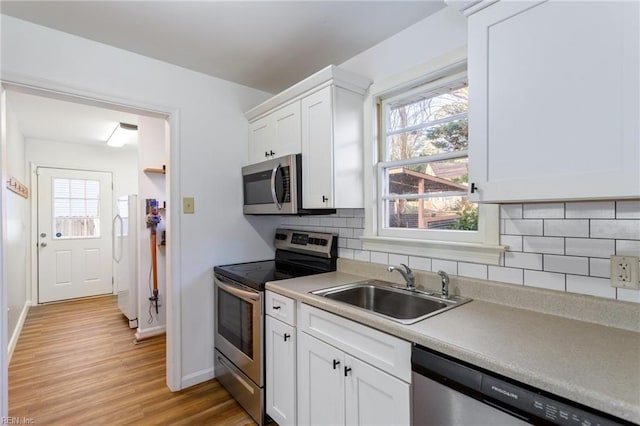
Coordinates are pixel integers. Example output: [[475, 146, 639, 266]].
[[135, 325, 166, 341], [8, 301, 32, 363], [181, 367, 214, 389]]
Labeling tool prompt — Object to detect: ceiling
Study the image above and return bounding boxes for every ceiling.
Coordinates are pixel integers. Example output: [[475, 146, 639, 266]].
[[0, 1, 446, 94], [2, 1, 446, 147]]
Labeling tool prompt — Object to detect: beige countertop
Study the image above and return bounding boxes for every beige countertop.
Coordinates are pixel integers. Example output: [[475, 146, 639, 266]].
[[266, 271, 640, 424]]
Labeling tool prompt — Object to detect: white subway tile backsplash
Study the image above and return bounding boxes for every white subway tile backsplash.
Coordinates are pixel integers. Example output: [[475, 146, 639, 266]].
[[566, 275, 615, 299], [347, 217, 364, 229], [353, 250, 371, 262], [616, 201, 640, 219], [388, 254, 409, 267], [523, 236, 564, 254], [565, 238, 615, 258], [347, 238, 363, 250], [488, 266, 522, 285], [523, 203, 565, 218], [504, 219, 543, 236], [409, 256, 432, 272], [566, 202, 615, 219], [500, 204, 523, 219], [524, 270, 565, 291], [459, 262, 488, 280], [591, 220, 640, 240], [500, 235, 523, 252], [339, 248, 355, 259], [544, 220, 589, 237], [543, 255, 588, 275], [432, 259, 457, 275], [370, 251, 389, 265], [617, 288, 640, 303], [617, 240, 640, 256], [281, 202, 640, 304], [505, 252, 543, 270], [589, 258, 610, 278]]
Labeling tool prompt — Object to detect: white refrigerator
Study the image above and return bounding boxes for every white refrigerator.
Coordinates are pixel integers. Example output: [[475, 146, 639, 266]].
[[114, 194, 138, 328]]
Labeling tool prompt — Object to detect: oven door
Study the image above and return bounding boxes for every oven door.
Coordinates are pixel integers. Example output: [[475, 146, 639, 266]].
[[242, 154, 299, 215], [214, 274, 263, 386]]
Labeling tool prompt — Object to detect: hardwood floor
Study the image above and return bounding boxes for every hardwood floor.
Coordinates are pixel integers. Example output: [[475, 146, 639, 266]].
[[9, 295, 256, 425]]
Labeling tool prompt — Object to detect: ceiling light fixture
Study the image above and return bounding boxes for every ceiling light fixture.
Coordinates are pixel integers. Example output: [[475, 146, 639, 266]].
[[106, 122, 138, 147]]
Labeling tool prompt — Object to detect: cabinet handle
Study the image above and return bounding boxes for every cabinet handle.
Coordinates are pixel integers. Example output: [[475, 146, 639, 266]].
[[283, 333, 290, 342], [332, 359, 340, 370], [470, 182, 478, 194], [269, 150, 275, 156], [265, 151, 269, 157], [322, 195, 328, 202], [344, 366, 352, 377]]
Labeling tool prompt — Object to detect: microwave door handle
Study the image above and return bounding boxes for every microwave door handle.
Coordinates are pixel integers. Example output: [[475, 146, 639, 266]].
[[270, 163, 283, 210]]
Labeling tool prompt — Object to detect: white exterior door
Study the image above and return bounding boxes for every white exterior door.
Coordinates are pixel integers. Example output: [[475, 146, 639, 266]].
[[37, 167, 113, 303]]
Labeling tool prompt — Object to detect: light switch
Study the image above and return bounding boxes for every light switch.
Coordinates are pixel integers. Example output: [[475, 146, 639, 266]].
[[183, 197, 195, 214]]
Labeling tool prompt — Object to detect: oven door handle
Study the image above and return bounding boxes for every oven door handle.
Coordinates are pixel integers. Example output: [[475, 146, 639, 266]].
[[270, 163, 283, 210], [216, 279, 260, 302]]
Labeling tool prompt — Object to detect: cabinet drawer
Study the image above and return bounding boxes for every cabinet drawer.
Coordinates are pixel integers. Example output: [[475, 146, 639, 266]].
[[266, 291, 296, 326], [300, 304, 411, 382]]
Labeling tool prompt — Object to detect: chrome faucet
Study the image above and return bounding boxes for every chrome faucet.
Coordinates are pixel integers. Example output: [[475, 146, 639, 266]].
[[388, 264, 415, 290], [438, 270, 450, 299]]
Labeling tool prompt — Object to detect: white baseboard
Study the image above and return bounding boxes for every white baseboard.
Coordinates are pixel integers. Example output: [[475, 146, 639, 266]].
[[181, 367, 214, 389], [134, 325, 166, 341], [8, 301, 32, 363]]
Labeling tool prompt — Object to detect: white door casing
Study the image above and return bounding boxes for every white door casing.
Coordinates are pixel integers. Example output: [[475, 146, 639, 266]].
[[37, 167, 113, 303]]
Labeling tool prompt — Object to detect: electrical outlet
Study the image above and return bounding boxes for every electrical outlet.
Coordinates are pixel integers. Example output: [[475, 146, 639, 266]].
[[183, 197, 195, 214], [610, 256, 640, 289]]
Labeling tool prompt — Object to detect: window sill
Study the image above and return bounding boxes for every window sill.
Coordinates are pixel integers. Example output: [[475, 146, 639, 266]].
[[360, 235, 505, 265]]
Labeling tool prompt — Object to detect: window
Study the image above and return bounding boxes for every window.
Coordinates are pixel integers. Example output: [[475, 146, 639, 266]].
[[380, 73, 472, 235], [361, 54, 502, 264], [53, 178, 101, 239]]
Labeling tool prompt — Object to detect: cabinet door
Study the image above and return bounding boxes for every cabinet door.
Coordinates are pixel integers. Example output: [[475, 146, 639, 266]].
[[266, 316, 296, 426], [298, 332, 345, 426], [301, 86, 334, 208], [344, 355, 410, 426], [248, 115, 275, 164], [468, 1, 639, 202], [272, 101, 301, 159]]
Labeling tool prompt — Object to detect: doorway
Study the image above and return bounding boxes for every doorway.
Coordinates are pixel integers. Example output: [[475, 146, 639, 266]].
[[37, 167, 113, 303]]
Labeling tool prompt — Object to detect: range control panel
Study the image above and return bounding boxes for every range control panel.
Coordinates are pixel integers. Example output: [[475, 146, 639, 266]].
[[274, 229, 336, 258]]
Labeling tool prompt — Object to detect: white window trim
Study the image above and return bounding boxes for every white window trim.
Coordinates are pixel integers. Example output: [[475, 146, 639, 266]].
[[361, 47, 505, 265]]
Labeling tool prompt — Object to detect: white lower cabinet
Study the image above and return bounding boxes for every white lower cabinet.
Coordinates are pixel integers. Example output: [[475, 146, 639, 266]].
[[265, 311, 296, 425], [298, 304, 411, 426]]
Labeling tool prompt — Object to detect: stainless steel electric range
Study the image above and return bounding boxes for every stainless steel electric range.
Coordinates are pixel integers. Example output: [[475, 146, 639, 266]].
[[213, 229, 337, 425]]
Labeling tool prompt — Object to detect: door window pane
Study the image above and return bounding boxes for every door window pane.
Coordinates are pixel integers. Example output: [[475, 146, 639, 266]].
[[53, 178, 101, 238]]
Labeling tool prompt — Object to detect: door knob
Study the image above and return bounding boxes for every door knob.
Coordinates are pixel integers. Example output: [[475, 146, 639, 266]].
[[40, 242, 48, 247]]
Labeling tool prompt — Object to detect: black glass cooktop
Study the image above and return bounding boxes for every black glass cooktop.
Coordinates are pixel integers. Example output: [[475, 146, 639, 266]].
[[214, 258, 328, 291]]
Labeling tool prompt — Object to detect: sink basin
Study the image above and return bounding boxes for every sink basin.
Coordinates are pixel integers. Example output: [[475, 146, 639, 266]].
[[311, 280, 471, 324]]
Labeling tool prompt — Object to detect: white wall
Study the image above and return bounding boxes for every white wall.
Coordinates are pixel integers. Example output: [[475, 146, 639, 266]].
[[1, 14, 279, 392], [5, 105, 28, 350]]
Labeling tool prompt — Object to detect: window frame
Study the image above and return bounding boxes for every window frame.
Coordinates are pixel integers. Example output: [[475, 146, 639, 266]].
[[360, 49, 504, 264]]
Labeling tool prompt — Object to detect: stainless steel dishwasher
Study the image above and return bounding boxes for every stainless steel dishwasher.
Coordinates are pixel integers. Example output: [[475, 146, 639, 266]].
[[412, 345, 631, 426]]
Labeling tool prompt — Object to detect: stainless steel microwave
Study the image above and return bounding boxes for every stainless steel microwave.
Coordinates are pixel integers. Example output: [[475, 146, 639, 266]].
[[242, 154, 335, 215]]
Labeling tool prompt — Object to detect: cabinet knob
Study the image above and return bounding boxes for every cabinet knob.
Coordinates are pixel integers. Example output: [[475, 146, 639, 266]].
[[470, 182, 478, 194], [344, 366, 352, 377], [283, 333, 290, 342], [332, 359, 340, 370], [322, 195, 328, 203]]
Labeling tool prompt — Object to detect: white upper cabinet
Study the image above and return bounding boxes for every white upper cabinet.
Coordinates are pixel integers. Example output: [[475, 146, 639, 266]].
[[248, 101, 301, 164], [245, 65, 371, 207], [301, 85, 366, 209], [468, 0, 639, 202]]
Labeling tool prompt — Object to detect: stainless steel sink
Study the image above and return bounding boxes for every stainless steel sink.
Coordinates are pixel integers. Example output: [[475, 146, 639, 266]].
[[311, 280, 471, 324]]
